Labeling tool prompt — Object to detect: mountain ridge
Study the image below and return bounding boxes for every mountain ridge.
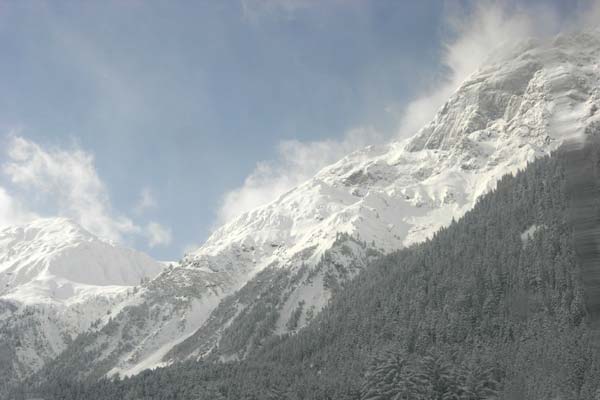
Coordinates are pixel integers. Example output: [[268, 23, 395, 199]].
[[4, 30, 600, 389], [0, 217, 164, 391], [176, 28, 599, 323], [0, 217, 164, 304], [25, 123, 600, 400]]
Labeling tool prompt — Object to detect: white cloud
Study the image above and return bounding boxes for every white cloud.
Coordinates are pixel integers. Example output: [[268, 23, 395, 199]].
[[0, 186, 37, 228], [2, 135, 174, 249], [134, 187, 157, 215], [396, 1, 561, 139], [3, 135, 139, 242], [146, 222, 172, 248], [217, 127, 382, 225]]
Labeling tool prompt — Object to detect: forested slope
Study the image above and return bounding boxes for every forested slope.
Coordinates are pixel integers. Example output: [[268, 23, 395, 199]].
[[19, 141, 600, 399]]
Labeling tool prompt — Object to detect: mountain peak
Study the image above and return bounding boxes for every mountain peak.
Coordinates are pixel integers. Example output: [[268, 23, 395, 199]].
[[407, 31, 600, 153], [0, 217, 163, 304], [0, 217, 164, 383], [0, 217, 95, 246], [184, 30, 600, 282]]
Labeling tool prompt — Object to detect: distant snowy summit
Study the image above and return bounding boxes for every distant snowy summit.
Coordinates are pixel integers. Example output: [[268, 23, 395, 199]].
[[0, 217, 164, 382], [0, 217, 163, 305]]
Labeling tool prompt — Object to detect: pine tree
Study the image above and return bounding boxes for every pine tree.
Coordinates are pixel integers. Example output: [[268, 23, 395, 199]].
[[361, 350, 417, 400]]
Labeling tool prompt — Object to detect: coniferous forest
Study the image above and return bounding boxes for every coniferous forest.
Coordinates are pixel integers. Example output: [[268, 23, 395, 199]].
[[15, 141, 600, 399]]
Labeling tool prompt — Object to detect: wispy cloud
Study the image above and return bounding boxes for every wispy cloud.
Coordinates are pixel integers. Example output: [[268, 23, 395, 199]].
[[397, 0, 600, 141], [0, 186, 37, 228], [217, 127, 382, 225], [396, 1, 561, 139], [134, 187, 157, 215], [216, 0, 595, 230], [3, 135, 139, 242], [146, 221, 172, 248], [1, 135, 172, 248]]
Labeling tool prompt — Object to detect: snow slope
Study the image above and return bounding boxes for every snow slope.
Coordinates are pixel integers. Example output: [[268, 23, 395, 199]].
[[163, 31, 600, 362], [32, 31, 600, 379], [0, 217, 163, 384], [187, 32, 600, 275], [0, 217, 163, 305]]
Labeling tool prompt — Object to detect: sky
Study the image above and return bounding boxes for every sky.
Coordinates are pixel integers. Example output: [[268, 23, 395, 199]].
[[0, 0, 597, 260]]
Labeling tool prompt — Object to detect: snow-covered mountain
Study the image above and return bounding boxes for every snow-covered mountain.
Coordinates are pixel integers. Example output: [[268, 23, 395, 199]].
[[160, 31, 600, 363], [0, 217, 163, 387], [187, 31, 599, 278], [0, 217, 164, 305], [21, 31, 600, 383]]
